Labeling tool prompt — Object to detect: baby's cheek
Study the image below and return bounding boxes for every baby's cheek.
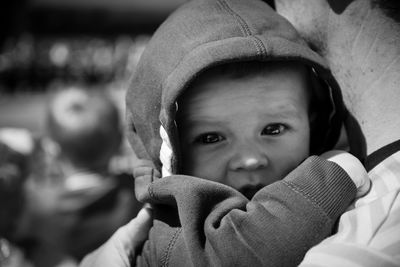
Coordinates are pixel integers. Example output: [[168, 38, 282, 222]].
[[181, 155, 221, 181]]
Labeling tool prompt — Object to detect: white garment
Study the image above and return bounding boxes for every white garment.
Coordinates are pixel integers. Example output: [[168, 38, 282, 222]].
[[300, 151, 400, 266]]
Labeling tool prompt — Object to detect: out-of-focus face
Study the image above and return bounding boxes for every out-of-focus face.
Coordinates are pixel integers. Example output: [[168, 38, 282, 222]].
[[177, 63, 311, 198], [274, 0, 329, 53]]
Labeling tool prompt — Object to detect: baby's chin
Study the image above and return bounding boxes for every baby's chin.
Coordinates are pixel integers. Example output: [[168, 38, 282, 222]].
[[238, 184, 266, 199]]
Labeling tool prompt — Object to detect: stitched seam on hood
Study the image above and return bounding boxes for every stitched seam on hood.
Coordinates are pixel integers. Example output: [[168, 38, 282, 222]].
[[217, 0, 251, 36], [252, 35, 267, 56], [217, 0, 264, 56], [161, 228, 182, 267]]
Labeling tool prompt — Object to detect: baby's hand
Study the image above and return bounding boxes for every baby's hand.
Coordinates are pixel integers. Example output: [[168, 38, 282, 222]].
[[133, 159, 161, 201], [133, 159, 161, 180], [320, 150, 371, 198]]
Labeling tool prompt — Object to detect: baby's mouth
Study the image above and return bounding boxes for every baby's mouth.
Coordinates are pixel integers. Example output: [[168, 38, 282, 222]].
[[238, 184, 265, 199]]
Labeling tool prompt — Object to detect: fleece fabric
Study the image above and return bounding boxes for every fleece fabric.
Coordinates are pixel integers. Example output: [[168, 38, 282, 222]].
[[125, 0, 358, 266]]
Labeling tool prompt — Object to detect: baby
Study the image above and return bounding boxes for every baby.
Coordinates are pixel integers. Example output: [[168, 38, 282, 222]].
[[124, 0, 370, 266], [177, 61, 324, 199]]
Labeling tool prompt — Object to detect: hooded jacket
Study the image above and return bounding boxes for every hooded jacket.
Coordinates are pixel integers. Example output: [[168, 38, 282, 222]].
[[126, 0, 357, 266]]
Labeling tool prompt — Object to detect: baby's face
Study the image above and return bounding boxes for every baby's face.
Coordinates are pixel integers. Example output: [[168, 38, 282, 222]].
[[177, 65, 310, 198]]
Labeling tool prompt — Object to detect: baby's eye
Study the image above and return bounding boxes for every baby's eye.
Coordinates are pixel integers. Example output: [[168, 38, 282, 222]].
[[195, 133, 224, 144], [261, 124, 286, 136]]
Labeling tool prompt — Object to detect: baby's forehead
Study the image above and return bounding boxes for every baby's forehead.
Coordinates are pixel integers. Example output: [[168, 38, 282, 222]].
[[179, 61, 311, 106], [177, 64, 312, 125], [186, 60, 308, 89]]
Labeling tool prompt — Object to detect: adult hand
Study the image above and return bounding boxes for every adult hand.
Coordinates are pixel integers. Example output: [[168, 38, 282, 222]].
[[80, 207, 153, 267]]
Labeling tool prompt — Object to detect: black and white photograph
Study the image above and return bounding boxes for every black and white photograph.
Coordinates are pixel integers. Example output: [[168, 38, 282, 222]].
[[1, 1, 399, 266]]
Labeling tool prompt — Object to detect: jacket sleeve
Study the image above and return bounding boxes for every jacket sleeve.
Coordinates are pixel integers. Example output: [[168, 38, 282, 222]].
[[136, 156, 357, 267]]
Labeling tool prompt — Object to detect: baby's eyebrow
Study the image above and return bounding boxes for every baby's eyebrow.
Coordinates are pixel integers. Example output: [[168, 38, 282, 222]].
[[270, 110, 302, 119], [264, 104, 305, 119], [180, 117, 223, 127]]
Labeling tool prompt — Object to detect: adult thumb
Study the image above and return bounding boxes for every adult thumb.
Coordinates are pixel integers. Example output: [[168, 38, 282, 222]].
[[113, 206, 153, 255]]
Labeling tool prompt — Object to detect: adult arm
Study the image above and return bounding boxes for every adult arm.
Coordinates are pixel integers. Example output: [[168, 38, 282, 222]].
[[79, 207, 153, 267]]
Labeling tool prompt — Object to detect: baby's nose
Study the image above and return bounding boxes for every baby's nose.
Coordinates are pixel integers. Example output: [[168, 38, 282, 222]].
[[229, 146, 268, 171]]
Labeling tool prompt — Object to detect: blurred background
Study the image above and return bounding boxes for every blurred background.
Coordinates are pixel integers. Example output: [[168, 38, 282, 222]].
[[0, 2, 189, 266], [0, 0, 187, 134]]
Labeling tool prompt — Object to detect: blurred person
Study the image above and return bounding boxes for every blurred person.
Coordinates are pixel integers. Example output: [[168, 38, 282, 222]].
[[45, 86, 122, 179], [19, 86, 142, 267]]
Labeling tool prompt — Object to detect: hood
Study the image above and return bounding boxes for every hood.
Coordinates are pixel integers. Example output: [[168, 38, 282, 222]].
[[126, 0, 345, 176]]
